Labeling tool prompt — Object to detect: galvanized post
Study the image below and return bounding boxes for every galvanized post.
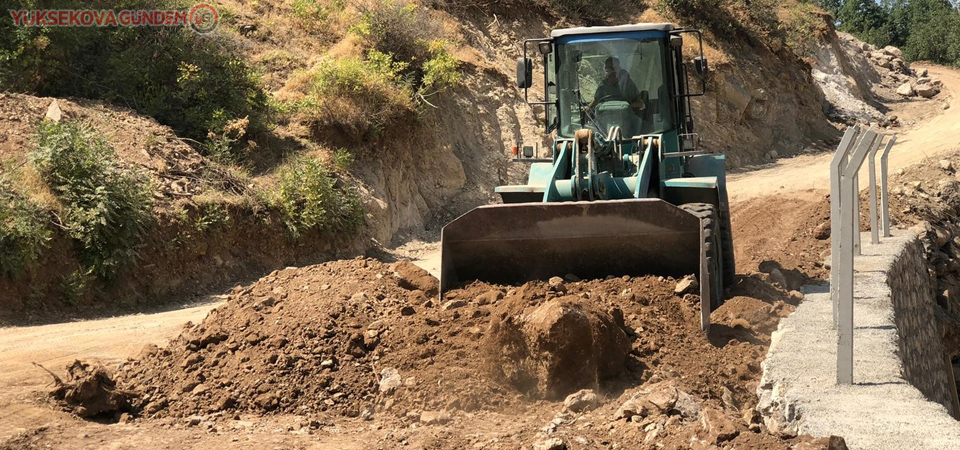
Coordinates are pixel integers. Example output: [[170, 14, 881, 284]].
[[830, 126, 860, 327], [868, 137, 882, 245], [880, 136, 897, 237], [838, 129, 878, 385]]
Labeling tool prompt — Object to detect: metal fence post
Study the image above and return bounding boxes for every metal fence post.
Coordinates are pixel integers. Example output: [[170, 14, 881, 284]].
[[868, 137, 882, 245], [830, 126, 860, 327], [838, 129, 878, 385], [880, 136, 897, 237], [853, 170, 861, 256]]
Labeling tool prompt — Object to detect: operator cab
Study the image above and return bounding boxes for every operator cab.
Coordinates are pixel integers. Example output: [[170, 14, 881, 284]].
[[551, 24, 675, 139]]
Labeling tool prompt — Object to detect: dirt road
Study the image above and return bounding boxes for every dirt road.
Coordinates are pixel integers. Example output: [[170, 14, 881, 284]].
[[0, 301, 221, 441], [727, 65, 959, 203], [1, 66, 957, 449]]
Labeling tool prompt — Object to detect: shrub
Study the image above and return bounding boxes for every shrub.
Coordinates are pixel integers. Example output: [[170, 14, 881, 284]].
[[0, 0, 268, 158], [272, 156, 364, 238], [0, 177, 51, 278], [293, 54, 415, 141], [783, 2, 828, 55], [351, 0, 461, 94], [332, 148, 355, 171], [32, 121, 153, 280]]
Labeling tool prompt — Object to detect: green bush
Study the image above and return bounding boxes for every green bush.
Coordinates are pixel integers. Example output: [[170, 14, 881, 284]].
[[0, 177, 51, 278], [332, 148, 355, 171], [294, 53, 414, 141], [0, 0, 268, 157], [32, 121, 153, 280], [351, 0, 461, 94], [817, 0, 960, 67], [273, 156, 364, 239]]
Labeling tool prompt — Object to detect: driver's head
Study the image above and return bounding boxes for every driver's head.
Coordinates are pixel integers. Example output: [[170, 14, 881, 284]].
[[604, 57, 621, 81]]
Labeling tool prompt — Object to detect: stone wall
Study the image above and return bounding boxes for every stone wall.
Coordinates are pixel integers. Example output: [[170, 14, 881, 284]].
[[888, 237, 957, 411], [756, 232, 960, 449]]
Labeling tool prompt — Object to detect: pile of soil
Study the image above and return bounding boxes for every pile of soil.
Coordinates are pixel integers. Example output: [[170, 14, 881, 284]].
[[107, 255, 843, 448], [118, 259, 527, 419]]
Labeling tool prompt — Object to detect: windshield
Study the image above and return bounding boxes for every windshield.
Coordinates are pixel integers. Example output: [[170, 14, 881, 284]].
[[555, 34, 673, 138]]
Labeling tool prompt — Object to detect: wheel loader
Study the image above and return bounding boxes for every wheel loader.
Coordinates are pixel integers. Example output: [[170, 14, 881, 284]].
[[439, 23, 734, 329]]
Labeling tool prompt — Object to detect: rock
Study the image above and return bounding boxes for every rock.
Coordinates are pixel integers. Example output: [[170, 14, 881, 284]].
[[788, 290, 805, 302], [45, 100, 62, 122], [768, 268, 788, 289], [766, 150, 779, 160], [700, 407, 739, 444], [361, 405, 374, 421], [916, 83, 939, 98], [614, 396, 649, 420], [485, 298, 631, 399], [379, 368, 402, 394], [532, 437, 566, 450], [935, 226, 952, 248], [941, 160, 954, 172], [392, 261, 439, 296], [896, 82, 914, 97], [548, 276, 567, 292], [827, 436, 850, 450], [882, 45, 902, 58], [614, 381, 682, 420], [563, 389, 599, 413], [441, 299, 467, 310], [674, 389, 702, 419], [917, 76, 931, 85], [917, 67, 929, 77], [475, 290, 503, 306], [674, 276, 699, 295], [399, 305, 416, 316], [419, 410, 451, 425], [646, 383, 679, 411], [813, 222, 831, 240]]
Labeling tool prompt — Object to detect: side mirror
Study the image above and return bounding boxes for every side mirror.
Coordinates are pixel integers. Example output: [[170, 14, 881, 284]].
[[694, 57, 708, 77], [516, 57, 533, 89]]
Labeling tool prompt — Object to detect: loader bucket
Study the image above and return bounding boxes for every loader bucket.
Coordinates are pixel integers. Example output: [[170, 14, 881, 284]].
[[439, 199, 701, 296]]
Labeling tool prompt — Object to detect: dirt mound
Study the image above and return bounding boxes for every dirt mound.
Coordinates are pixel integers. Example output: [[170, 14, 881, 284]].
[[117, 257, 796, 422], [117, 258, 525, 419], [47, 360, 136, 419]]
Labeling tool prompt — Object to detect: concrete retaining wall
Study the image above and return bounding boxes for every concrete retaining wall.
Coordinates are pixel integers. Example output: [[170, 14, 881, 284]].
[[757, 231, 960, 450]]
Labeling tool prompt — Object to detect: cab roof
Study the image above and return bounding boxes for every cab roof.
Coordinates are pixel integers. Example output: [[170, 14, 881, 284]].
[[551, 23, 675, 38]]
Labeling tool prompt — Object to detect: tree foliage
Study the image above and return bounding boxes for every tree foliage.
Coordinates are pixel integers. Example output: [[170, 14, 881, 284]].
[[816, 0, 960, 66]]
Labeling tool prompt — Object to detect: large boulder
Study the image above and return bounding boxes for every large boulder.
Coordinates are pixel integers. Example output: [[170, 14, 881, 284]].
[[483, 297, 631, 399], [882, 45, 903, 58], [916, 83, 939, 99], [896, 82, 915, 97]]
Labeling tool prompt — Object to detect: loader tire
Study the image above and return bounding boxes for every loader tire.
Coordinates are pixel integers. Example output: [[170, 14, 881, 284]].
[[719, 211, 736, 287], [679, 203, 724, 311]]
